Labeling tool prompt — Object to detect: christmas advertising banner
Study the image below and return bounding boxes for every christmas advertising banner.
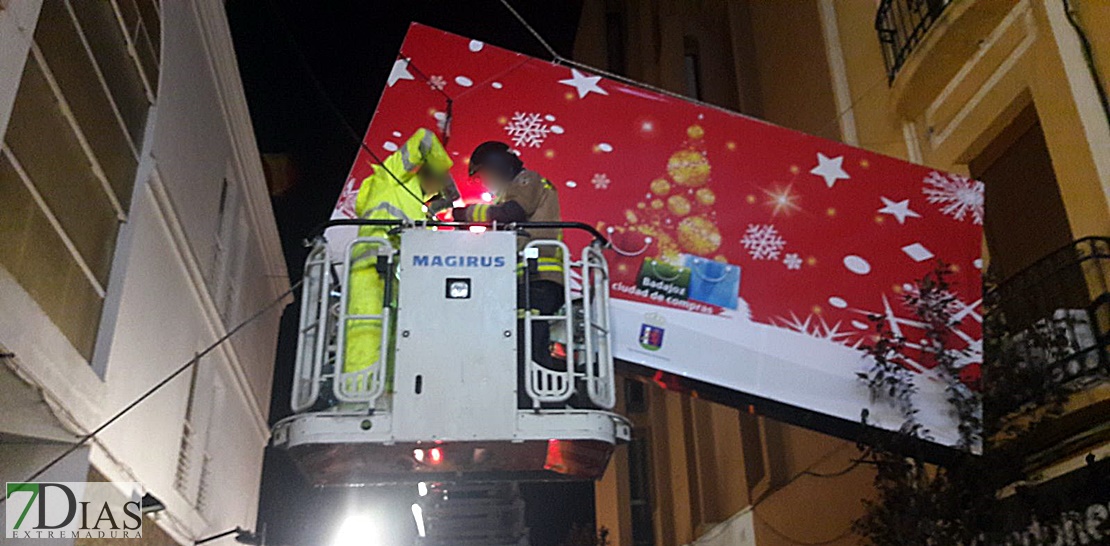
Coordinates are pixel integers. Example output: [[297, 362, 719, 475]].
[[329, 24, 983, 448]]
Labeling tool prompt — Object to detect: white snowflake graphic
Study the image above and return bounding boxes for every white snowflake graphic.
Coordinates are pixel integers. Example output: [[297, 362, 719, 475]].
[[783, 253, 802, 270], [504, 112, 551, 148], [591, 173, 610, 190], [335, 177, 359, 218], [774, 312, 858, 347], [741, 224, 786, 260], [427, 75, 446, 90], [922, 171, 984, 225]]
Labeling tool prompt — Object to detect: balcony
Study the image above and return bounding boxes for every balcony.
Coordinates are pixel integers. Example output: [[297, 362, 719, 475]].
[[984, 238, 1110, 448], [875, 0, 955, 82]]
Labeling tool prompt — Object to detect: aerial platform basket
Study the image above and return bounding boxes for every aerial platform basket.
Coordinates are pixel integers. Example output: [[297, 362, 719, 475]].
[[271, 220, 630, 486]]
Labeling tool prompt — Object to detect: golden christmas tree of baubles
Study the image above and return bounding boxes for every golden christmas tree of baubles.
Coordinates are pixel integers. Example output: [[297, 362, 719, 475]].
[[615, 121, 723, 266]]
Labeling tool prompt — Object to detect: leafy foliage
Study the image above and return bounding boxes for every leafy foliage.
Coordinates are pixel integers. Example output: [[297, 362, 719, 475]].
[[847, 261, 1095, 544], [854, 263, 988, 544], [980, 272, 1071, 439]]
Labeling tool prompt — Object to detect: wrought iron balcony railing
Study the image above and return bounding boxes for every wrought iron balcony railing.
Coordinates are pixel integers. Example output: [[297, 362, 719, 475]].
[[984, 237, 1110, 428], [875, 0, 954, 82]]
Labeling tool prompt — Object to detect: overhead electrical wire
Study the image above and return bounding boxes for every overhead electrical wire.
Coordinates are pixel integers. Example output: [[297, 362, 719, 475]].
[[263, 0, 438, 212], [496, 0, 561, 61], [401, 54, 456, 144], [1, 2, 480, 500], [740, 445, 865, 545], [752, 511, 856, 546], [2, 0, 459, 500], [0, 278, 303, 505], [490, 4, 901, 542], [495, 0, 891, 145]]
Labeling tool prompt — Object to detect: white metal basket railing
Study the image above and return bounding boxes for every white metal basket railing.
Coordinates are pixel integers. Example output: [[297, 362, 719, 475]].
[[524, 240, 616, 409], [523, 240, 576, 405], [291, 243, 330, 412], [334, 236, 395, 405], [291, 225, 616, 414], [581, 244, 616, 409]]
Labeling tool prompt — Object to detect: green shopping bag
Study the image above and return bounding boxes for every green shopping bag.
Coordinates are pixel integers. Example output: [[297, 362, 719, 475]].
[[636, 257, 692, 301]]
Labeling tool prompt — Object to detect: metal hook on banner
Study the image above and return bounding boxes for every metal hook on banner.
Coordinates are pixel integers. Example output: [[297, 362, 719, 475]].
[[397, 54, 455, 146]]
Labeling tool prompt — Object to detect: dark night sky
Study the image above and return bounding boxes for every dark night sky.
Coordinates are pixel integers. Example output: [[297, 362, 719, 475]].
[[225, 2, 591, 545]]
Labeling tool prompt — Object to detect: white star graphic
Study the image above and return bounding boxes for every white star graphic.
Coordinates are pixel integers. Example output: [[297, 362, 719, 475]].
[[559, 68, 608, 99], [387, 58, 414, 87], [878, 197, 922, 224], [809, 153, 850, 188]]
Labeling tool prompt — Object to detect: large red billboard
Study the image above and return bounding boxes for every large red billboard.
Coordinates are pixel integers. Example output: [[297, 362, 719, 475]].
[[330, 24, 983, 447]]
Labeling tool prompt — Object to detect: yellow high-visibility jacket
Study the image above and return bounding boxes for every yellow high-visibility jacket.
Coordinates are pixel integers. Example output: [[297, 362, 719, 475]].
[[344, 129, 452, 389]]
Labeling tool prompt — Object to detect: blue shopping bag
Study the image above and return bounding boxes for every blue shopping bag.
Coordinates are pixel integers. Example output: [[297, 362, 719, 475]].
[[682, 254, 741, 310]]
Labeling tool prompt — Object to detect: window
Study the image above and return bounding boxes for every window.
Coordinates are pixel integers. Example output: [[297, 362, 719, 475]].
[[738, 412, 765, 488], [210, 177, 232, 296], [67, 0, 156, 144], [625, 378, 647, 414], [972, 106, 1073, 280], [0, 0, 159, 360], [627, 429, 655, 546], [175, 362, 223, 513], [740, 413, 790, 499], [604, 8, 626, 75], [683, 36, 702, 100]]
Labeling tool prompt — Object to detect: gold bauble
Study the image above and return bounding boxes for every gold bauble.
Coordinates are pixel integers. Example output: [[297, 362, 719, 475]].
[[696, 187, 716, 206], [637, 202, 646, 209], [625, 210, 638, 224], [650, 178, 672, 196], [667, 195, 691, 216], [651, 199, 664, 210], [677, 216, 721, 255], [687, 125, 705, 140], [667, 149, 711, 187]]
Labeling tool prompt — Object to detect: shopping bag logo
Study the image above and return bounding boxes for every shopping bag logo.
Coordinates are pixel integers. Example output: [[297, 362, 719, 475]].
[[682, 254, 741, 310], [635, 258, 691, 302]]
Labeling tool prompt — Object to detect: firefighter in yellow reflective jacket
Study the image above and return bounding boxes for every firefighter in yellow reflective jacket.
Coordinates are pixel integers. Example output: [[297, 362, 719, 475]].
[[453, 141, 564, 406], [345, 128, 454, 394]]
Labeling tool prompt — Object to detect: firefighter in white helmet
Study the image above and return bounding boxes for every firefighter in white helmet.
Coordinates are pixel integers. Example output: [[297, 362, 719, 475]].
[[454, 141, 563, 406]]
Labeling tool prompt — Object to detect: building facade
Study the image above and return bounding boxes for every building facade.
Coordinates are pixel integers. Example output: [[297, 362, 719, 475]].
[[575, 0, 1110, 544], [0, 0, 288, 544]]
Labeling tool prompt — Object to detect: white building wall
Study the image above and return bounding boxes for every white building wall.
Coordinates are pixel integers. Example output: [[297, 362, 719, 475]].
[[0, 0, 288, 543], [91, 0, 288, 540]]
